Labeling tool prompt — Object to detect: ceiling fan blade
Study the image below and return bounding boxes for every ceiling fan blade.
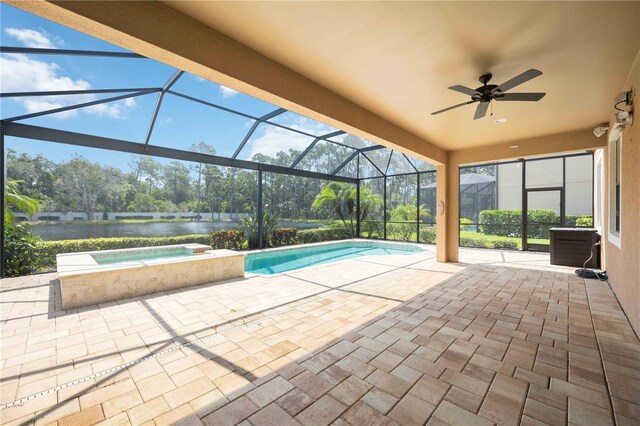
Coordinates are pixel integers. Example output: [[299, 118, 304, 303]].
[[448, 85, 480, 96], [495, 69, 542, 93], [496, 92, 546, 102], [473, 101, 489, 120], [431, 100, 475, 115]]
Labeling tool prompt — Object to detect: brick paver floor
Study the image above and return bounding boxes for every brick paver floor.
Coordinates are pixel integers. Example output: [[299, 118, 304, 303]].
[[1, 244, 638, 425]]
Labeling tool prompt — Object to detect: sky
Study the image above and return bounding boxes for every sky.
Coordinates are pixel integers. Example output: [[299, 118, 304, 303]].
[[0, 3, 360, 171]]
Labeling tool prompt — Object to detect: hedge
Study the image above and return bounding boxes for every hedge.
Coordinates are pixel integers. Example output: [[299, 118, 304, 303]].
[[479, 209, 558, 238], [37, 234, 212, 271], [297, 227, 352, 243], [574, 216, 594, 227], [210, 230, 244, 250], [272, 228, 298, 247]]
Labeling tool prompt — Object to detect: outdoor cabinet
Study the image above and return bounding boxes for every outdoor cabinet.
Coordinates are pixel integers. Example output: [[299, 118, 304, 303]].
[[549, 228, 600, 268]]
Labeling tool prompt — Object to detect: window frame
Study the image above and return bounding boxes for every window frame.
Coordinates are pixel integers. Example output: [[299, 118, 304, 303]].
[[608, 134, 622, 248]]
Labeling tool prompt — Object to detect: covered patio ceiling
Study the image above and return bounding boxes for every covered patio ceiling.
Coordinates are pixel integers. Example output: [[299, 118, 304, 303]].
[[165, 1, 639, 150]]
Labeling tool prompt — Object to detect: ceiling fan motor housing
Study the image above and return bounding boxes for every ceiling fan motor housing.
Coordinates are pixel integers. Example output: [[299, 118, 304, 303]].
[[474, 74, 502, 101]]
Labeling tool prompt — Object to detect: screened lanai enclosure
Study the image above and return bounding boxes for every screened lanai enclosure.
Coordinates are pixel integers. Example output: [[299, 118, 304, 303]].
[[455, 154, 594, 251], [1, 4, 596, 277], [0, 11, 438, 277]]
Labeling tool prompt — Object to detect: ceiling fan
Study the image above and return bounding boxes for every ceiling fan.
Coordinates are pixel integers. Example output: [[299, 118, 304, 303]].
[[432, 69, 546, 120]]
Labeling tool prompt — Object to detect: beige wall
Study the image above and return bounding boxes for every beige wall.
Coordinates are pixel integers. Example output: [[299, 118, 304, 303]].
[[604, 50, 640, 334], [450, 128, 606, 166]]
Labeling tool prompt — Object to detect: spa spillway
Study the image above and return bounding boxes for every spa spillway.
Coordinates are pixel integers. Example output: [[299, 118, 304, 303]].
[[56, 244, 245, 310]]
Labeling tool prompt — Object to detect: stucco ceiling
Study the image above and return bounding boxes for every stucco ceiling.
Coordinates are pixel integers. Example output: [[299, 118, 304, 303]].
[[164, 1, 639, 150]]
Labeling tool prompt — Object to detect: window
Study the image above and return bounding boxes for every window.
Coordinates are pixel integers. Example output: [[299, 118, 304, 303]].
[[615, 138, 621, 232], [594, 150, 604, 231], [608, 136, 622, 247]]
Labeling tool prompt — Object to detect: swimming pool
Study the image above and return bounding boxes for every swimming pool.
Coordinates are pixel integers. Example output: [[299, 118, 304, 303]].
[[245, 241, 424, 274]]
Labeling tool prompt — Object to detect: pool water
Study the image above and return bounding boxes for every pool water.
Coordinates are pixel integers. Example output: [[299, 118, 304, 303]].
[[245, 241, 423, 275], [92, 248, 193, 265]]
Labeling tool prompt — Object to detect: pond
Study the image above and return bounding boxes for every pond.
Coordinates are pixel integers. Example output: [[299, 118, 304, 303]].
[[30, 220, 324, 241]]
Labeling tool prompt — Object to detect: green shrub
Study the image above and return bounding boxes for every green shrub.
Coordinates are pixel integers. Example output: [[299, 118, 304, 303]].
[[210, 230, 244, 250], [272, 228, 298, 247], [3, 223, 41, 277], [240, 211, 279, 248], [387, 222, 415, 242], [297, 227, 351, 244], [361, 220, 384, 239], [478, 210, 521, 237], [460, 236, 490, 248], [37, 234, 212, 272], [459, 234, 518, 250], [527, 210, 559, 239], [575, 216, 594, 227], [565, 214, 592, 227], [493, 240, 519, 249], [478, 209, 559, 238], [420, 227, 436, 244]]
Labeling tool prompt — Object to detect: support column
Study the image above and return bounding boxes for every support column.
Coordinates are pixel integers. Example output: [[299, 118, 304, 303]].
[[436, 164, 459, 262]]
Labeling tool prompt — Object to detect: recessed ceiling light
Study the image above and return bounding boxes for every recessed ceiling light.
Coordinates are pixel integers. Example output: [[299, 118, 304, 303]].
[[494, 118, 508, 124]]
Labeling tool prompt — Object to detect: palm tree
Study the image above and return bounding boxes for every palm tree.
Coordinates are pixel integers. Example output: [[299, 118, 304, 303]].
[[312, 182, 382, 236], [4, 180, 40, 224]]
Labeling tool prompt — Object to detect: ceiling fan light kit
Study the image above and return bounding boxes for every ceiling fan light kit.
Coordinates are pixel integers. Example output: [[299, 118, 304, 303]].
[[432, 69, 546, 120]]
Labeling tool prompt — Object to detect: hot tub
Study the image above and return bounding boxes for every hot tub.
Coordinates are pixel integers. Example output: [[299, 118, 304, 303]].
[[56, 244, 245, 310]]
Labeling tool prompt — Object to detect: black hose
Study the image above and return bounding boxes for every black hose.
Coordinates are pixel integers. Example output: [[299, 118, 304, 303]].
[[575, 240, 608, 280]]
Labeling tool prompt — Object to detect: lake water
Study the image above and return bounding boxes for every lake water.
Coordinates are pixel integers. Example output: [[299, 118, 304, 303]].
[[30, 221, 324, 241]]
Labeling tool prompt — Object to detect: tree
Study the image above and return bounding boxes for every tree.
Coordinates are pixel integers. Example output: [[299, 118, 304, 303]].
[[129, 155, 161, 190], [390, 204, 430, 222], [190, 142, 217, 220], [162, 161, 192, 205], [53, 157, 128, 220], [312, 182, 382, 236], [6, 149, 55, 204]]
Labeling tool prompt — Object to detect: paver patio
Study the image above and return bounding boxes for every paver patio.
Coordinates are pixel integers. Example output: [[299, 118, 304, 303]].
[[1, 246, 639, 425]]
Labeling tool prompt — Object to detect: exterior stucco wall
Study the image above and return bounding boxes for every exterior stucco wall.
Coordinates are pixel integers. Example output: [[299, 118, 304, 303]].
[[604, 50, 640, 335]]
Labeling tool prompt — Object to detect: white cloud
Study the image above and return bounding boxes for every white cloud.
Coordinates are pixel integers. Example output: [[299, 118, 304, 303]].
[[85, 96, 137, 118], [248, 125, 313, 159], [285, 116, 337, 136], [5, 28, 55, 48], [158, 117, 174, 126], [219, 85, 239, 99], [246, 116, 340, 159], [1, 53, 136, 119]]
